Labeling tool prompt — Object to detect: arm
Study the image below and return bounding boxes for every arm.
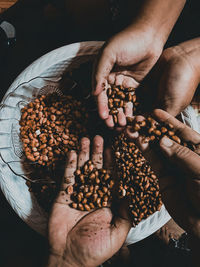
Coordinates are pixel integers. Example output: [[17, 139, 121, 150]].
[[129, 0, 186, 45]]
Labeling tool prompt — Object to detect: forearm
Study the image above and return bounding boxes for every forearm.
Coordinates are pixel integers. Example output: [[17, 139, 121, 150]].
[[129, 0, 186, 46]]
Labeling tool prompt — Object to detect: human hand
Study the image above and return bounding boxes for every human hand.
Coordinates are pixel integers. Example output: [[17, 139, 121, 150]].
[[92, 25, 163, 127], [47, 135, 131, 267], [126, 109, 200, 240], [147, 38, 200, 116]]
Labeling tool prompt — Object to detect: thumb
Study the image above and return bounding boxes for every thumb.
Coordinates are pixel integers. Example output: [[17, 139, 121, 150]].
[[92, 47, 115, 96], [160, 136, 200, 178], [160, 137, 200, 233]]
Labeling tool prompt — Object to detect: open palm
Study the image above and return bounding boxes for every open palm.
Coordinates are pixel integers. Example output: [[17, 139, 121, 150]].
[[48, 136, 131, 267]]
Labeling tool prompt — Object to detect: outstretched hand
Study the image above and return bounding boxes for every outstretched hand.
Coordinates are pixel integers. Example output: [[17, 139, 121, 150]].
[[92, 26, 163, 127], [127, 109, 200, 239], [47, 135, 131, 267]]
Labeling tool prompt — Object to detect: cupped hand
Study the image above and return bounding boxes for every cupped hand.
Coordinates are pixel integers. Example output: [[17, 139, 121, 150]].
[[47, 135, 131, 267], [92, 25, 163, 127], [148, 42, 200, 116], [126, 109, 200, 239]]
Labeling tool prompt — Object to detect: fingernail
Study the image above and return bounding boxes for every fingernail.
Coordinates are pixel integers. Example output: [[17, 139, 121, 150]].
[[161, 136, 173, 147]]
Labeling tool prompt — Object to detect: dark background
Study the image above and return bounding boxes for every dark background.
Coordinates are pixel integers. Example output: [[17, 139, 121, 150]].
[[0, 1, 199, 266]]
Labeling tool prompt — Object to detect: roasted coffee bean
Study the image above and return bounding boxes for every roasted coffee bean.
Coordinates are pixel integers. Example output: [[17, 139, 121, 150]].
[[127, 115, 194, 150], [113, 115, 118, 124], [102, 201, 108, 207], [85, 192, 92, 198], [89, 203, 95, 209], [84, 204, 91, 211], [25, 86, 180, 225], [20, 93, 88, 166], [113, 133, 162, 226], [107, 85, 139, 124], [70, 161, 113, 211], [78, 203, 84, 211], [71, 202, 77, 209], [172, 135, 181, 144], [66, 185, 73, 194]]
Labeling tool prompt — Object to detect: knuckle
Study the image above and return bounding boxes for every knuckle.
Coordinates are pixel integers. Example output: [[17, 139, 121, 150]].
[[160, 46, 179, 63], [172, 143, 191, 160]]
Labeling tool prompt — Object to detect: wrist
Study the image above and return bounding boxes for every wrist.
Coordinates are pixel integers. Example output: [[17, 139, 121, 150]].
[[124, 22, 164, 57], [128, 0, 186, 47]]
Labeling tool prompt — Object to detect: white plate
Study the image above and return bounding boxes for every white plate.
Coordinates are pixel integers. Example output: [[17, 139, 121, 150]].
[[0, 41, 198, 245]]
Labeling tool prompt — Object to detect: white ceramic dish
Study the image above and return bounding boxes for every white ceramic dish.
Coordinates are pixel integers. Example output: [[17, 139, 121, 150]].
[[0, 41, 199, 245]]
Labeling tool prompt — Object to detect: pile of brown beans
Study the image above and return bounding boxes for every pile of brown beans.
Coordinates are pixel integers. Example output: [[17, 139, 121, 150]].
[[20, 85, 188, 224], [20, 93, 89, 167], [107, 85, 139, 123], [113, 133, 162, 226], [69, 160, 114, 211], [127, 116, 195, 150]]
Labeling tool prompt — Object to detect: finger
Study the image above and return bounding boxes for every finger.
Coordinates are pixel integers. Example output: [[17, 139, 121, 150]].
[[61, 150, 77, 190], [91, 135, 104, 169], [97, 90, 109, 120], [160, 136, 200, 214], [124, 102, 133, 117], [114, 71, 140, 88], [55, 151, 78, 204], [135, 136, 200, 237], [115, 74, 124, 86], [122, 76, 136, 88], [108, 73, 116, 85], [92, 48, 115, 96], [77, 137, 90, 168], [117, 108, 126, 127], [105, 115, 115, 128], [153, 109, 200, 147], [159, 136, 200, 179]]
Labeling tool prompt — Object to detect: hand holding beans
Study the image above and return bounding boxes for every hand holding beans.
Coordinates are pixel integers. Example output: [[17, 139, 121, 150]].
[[47, 136, 131, 267], [92, 26, 163, 128], [126, 109, 200, 243]]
